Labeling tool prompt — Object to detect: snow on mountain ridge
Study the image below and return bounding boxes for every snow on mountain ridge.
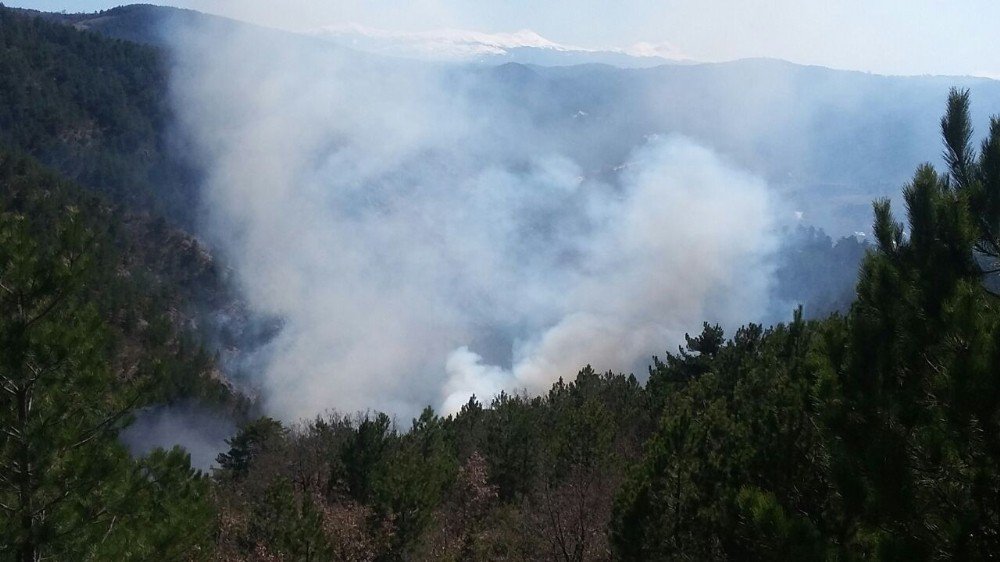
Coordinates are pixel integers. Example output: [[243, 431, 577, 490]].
[[310, 23, 689, 66], [622, 41, 687, 60], [313, 23, 581, 57]]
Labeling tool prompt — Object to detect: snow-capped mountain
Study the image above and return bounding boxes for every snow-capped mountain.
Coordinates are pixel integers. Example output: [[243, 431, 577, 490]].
[[310, 23, 692, 68]]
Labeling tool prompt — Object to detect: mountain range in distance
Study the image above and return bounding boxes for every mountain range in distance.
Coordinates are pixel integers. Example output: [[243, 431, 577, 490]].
[[14, 3, 1000, 236], [309, 22, 695, 68]]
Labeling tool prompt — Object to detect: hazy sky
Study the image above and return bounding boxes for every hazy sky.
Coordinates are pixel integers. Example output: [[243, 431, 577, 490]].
[[8, 0, 1000, 77]]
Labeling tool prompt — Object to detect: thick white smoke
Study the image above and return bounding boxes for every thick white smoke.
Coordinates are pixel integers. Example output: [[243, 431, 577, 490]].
[[168, 22, 778, 420]]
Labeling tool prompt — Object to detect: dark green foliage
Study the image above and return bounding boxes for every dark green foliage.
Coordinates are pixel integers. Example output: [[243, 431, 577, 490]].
[[216, 417, 286, 479], [372, 408, 458, 550], [250, 478, 332, 561], [480, 392, 546, 501], [342, 413, 394, 504], [773, 225, 868, 317], [942, 88, 977, 190], [0, 150, 234, 407], [209, 368, 650, 560], [0, 151, 215, 560], [0, 165, 124, 560], [86, 447, 215, 560], [610, 90, 1000, 560], [0, 6, 196, 224], [615, 314, 832, 560], [4, 8, 1000, 558]]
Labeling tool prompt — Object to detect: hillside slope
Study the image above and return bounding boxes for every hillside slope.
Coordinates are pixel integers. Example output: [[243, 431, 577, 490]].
[[0, 7, 290, 426], [21, 3, 1000, 234], [0, 7, 196, 223]]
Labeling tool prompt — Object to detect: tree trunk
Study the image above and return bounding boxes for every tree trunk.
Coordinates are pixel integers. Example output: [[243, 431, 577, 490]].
[[16, 386, 37, 562]]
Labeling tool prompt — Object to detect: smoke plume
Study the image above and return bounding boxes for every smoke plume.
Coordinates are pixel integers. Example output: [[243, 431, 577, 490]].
[[167, 21, 778, 420]]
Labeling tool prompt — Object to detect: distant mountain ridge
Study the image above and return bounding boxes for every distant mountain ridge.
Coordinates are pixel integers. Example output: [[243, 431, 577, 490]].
[[10, 3, 285, 48], [311, 22, 692, 68], [13, 3, 1000, 236], [20, 4, 688, 68]]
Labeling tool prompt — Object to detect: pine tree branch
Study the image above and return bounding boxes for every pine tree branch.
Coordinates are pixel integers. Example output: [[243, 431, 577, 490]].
[[65, 392, 141, 452], [22, 287, 71, 331], [23, 357, 69, 392], [31, 487, 71, 518], [100, 515, 117, 544], [0, 426, 24, 441], [0, 374, 19, 396]]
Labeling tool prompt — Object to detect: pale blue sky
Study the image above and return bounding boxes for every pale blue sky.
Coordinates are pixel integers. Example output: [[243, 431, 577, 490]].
[[8, 0, 1000, 78]]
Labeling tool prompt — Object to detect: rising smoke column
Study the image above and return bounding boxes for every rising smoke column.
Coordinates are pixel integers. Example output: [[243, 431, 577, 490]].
[[167, 20, 778, 420]]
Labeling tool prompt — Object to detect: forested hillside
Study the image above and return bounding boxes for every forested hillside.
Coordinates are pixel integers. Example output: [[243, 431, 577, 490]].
[[0, 5, 271, 390], [21, 4, 1000, 236], [198, 91, 1000, 560], [0, 150, 230, 559], [3, 3, 1000, 560], [0, 150, 236, 405], [0, 12, 257, 559], [0, 7, 195, 222]]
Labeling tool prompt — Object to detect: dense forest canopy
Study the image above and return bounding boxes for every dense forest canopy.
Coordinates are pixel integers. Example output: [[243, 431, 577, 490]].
[[2, 3, 1000, 560], [0, 6, 196, 223], [197, 87, 1000, 558], [0, 151, 220, 560]]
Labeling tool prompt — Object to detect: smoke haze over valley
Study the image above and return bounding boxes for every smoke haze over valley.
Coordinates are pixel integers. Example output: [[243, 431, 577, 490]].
[[7, 3, 1000, 558], [137, 4, 1000, 421], [167, 18, 779, 419]]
